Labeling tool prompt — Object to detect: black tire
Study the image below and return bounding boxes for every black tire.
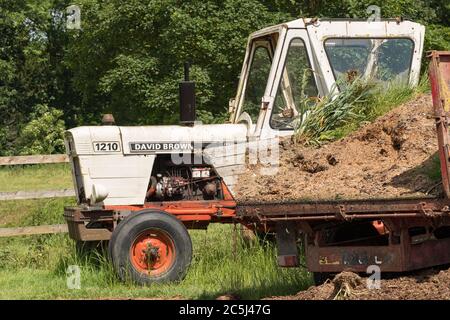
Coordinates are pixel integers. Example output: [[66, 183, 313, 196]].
[[109, 210, 192, 285]]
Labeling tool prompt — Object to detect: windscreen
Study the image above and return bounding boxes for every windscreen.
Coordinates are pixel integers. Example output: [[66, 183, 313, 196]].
[[324, 38, 414, 84]]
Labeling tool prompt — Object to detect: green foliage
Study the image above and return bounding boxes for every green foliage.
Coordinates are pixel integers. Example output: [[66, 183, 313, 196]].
[[64, 0, 287, 125], [425, 24, 450, 52], [365, 75, 429, 120], [16, 104, 66, 155], [197, 109, 229, 124], [0, 0, 75, 155], [294, 78, 376, 145], [0, 0, 448, 155]]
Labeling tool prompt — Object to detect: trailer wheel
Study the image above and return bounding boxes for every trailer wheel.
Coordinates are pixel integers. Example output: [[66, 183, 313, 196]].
[[109, 210, 192, 285]]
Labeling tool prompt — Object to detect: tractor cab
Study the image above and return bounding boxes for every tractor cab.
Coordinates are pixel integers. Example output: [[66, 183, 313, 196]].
[[229, 18, 425, 138]]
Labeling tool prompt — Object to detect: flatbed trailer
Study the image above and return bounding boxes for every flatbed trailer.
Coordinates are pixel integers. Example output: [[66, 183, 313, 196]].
[[235, 51, 450, 275], [64, 50, 450, 284], [237, 197, 450, 273]]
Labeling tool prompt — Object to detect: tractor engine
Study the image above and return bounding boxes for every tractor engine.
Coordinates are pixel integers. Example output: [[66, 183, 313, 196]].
[[146, 155, 220, 202]]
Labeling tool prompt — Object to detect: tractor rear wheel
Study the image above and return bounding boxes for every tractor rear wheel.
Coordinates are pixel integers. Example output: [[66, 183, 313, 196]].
[[109, 210, 192, 285]]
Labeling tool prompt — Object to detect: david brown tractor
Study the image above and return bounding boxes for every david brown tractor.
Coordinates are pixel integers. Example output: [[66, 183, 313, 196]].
[[63, 18, 428, 284]]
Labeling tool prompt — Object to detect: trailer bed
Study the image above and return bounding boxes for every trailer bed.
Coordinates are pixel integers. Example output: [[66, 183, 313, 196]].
[[236, 196, 450, 222]]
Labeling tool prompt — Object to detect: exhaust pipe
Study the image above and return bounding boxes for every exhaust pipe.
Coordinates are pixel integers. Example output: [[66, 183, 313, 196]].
[[179, 62, 196, 126]]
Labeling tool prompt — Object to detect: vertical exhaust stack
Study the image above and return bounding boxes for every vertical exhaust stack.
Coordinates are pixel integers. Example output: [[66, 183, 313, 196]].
[[179, 62, 196, 126]]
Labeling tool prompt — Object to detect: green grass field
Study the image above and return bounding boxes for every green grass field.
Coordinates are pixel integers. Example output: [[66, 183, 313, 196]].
[[0, 164, 312, 299], [0, 164, 73, 192]]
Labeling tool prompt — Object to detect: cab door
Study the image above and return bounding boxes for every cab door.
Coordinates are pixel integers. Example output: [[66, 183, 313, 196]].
[[257, 29, 322, 139]]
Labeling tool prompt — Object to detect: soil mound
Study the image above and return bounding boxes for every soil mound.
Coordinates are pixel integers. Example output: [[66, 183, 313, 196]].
[[267, 267, 450, 300], [235, 94, 440, 202]]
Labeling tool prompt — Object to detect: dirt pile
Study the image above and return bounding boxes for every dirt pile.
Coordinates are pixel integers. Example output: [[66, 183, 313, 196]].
[[268, 267, 450, 300], [235, 94, 440, 202]]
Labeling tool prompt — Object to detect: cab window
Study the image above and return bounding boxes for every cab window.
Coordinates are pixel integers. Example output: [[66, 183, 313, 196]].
[[324, 38, 414, 83], [270, 38, 318, 130], [242, 45, 272, 123]]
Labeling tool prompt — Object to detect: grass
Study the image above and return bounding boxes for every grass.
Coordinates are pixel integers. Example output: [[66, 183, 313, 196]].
[[0, 225, 312, 299], [0, 163, 73, 192], [0, 198, 74, 227], [0, 164, 312, 299], [425, 154, 442, 182]]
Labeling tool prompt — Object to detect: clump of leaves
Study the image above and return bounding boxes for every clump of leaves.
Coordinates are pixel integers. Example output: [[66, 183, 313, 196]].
[[293, 78, 376, 146], [16, 104, 66, 155]]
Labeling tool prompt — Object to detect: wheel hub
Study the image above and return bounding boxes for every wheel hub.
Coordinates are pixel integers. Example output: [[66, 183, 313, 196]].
[[130, 230, 175, 276]]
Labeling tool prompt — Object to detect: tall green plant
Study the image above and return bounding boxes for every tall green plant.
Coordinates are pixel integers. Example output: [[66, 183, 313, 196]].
[[293, 75, 428, 146], [294, 78, 375, 145]]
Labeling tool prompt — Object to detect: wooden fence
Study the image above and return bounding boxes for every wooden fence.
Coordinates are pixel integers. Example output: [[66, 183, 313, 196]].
[[0, 154, 72, 237], [0, 224, 68, 238], [0, 189, 75, 201], [0, 154, 73, 201]]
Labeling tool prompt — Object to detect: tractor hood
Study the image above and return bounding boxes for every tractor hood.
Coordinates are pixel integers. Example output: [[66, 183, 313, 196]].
[[66, 123, 248, 156]]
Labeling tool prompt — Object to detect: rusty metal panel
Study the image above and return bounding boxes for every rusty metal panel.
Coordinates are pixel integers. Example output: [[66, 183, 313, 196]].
[[306, 244, 403, 272], [306, 236, 450, 273], [237, 197, 450, 222], [429, 51, 450, 198], [407, 237, 450, 270], [275, 222, 299, 267], [64, 207, 113, 241]]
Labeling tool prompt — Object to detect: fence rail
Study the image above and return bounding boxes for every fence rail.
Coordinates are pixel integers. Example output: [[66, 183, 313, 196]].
[[0, 154, 74, 237], [0, 224, 68, 238], [0, 189, 76, 201], [0, 154, 68, 166]]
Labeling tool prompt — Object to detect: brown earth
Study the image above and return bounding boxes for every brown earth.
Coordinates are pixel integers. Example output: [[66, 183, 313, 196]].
[[235, 94, 441, 202], [267, 268, 450, 300]]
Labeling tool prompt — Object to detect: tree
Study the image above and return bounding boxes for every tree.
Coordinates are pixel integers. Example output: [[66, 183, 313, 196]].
[[65, 0, 288, 125], [0, 0, 448, 155], [0, 0, 73, 155]]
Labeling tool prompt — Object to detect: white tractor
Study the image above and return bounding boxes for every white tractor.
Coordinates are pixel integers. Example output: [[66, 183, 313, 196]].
[[64, 18, 425, 284]]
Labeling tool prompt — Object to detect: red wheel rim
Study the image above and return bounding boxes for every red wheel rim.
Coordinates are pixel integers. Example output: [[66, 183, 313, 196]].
[[130, 229, 176, 276]]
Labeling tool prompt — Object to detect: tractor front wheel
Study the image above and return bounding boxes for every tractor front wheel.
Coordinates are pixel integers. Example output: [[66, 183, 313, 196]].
[[109, 210, 192, 285]]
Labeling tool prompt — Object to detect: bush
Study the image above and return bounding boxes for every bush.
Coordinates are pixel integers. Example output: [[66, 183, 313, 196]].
[[16, 104, 66, 155]]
